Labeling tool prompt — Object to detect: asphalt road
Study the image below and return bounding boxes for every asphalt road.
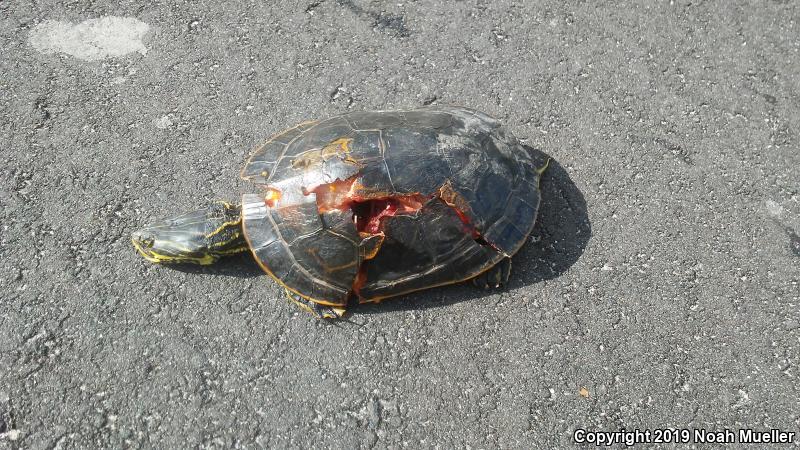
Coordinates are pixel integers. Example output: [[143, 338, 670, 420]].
[[1, 0, 799, 448]]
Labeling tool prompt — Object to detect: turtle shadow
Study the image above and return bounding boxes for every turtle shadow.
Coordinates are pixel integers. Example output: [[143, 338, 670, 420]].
[[356, 147, 591, 315], [169, 252, 264, 279]]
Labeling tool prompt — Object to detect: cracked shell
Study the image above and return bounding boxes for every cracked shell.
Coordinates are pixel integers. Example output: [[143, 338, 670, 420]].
[[240, 106, 545, 306]]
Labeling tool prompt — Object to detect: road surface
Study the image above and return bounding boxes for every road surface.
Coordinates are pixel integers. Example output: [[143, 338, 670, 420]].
[[1, 0, 798, 447]]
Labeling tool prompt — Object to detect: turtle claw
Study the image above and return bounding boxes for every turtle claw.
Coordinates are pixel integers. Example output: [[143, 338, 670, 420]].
[[471, 257, 512, 289], [285, 288, 345, 319]]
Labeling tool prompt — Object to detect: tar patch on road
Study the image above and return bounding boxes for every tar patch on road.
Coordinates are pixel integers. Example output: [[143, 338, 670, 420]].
[[336, 0, 411, 37], [783, 225, 800, 257]]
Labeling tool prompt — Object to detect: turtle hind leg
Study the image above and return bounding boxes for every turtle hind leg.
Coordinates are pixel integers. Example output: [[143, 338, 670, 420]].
[[285, 288, 345, 319], [472, 257, 512, 289]]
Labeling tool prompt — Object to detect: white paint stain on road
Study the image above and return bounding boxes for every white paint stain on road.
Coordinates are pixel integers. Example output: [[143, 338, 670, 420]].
[[153, 115, 174, 129], [29, 17, 149, 61], [765, 199, 784, 217]]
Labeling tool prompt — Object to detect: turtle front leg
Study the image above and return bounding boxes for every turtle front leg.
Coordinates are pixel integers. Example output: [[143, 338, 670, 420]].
[[285, 288, 346, 319], [472, 257, 512, 289]]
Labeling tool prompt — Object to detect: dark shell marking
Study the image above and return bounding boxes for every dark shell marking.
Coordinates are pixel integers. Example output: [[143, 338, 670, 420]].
[[241, 106, 543, 306]]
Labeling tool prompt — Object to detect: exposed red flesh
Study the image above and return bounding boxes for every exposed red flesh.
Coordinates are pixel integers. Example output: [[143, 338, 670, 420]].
[[352, 196, 427, 233], [306, 177, 428, 234], [302, 176, 499, 297], [362, 200, 397, 234], [305, 177, 358, 214]]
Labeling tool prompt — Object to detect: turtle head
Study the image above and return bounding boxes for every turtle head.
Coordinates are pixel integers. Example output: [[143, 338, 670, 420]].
[[131, 201, 247, 265]]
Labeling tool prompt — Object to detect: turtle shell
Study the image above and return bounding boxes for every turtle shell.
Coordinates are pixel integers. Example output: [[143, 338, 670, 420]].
[[240, 106, 544, 306]]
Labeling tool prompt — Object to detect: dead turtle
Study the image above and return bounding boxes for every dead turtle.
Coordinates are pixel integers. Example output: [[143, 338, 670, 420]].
[[131, 106, 548, 318]]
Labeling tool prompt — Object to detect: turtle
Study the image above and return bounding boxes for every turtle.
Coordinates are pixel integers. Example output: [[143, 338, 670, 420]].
[[131, 106, 548, 318]]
